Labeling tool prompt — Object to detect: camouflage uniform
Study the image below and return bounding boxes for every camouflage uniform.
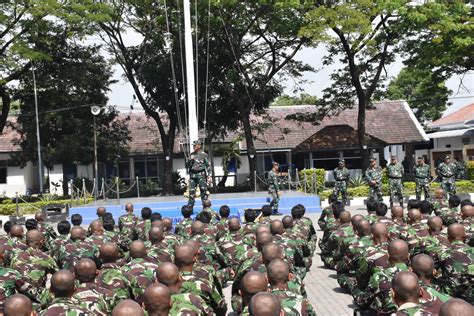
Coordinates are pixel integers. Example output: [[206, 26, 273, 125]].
[[271, 289, 317, 315], [174, 218, 193, 239], [170, 293, 214, 315], [438, 240, 473, 303], [57, 240, 97, 271], [434, 207, 462, 226], [320, 223, 353, 269], [387, 162, 404, 206], [39, 297, 91, 315], [414, 163, 430, 200], [186, 150, 211, 207], [437, 161, 457, 197], [218, 231, 253, 271], [352, 262, 409, 314], [395, 302, 434, 316], [402, 223, 430, 256], [11, 247, 57, 303], [413, 231, 450, 265], [73, 282, 114, 315], [333, 166, 350, 204], [37, 222, 58, 251], [180, 270, 227, 315], [96, 263, 131, 302], [122, 258, 158, 303], [355, 242, 390, 290], [133, 218, 151, 241], [0, 267, 21, 301], [144, 241, 173, 264], [365, 165, 383, 202], [48, 234, 70, 265], [118, 213, 139, 248], [268, 169, 280, 213], [317, 206, 334, 231], [455, 160, 467, 179], [215, 218, 229, 240], [418, 284, 450, 314]]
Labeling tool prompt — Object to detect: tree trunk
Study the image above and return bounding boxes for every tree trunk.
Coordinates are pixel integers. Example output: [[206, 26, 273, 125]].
[[162, 150, 173, 195], [357, 96, 370, 172], [62, 163, 69, 197], [241, 111, 257, 189], [206, 136, 217, 193], [0, 86, 11, 135]]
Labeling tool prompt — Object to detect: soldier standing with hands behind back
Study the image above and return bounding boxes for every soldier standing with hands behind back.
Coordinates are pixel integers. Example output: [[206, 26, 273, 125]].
[[268, 162, 282, 215], [387, 155, 404, 207], [186, 140, 211, 207], [414, 157, 430, 201], [366, 157, 383, 202], [436, 155, 457, 198], [333, 159, 350, 205]]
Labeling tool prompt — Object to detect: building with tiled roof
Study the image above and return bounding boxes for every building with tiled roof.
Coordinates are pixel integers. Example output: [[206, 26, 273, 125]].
[[0, 100, 430, 196]]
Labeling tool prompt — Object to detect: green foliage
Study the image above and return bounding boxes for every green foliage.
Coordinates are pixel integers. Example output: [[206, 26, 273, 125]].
[[140, 180, 160, 196], [467, 161, 474, 180], [385, 67, 451, 123], [271, 93, 318, 106], [348, 175, 367, 188], [0, 198, 92, 216], [298, 169, 325, 193], [72, 177, 94, 193], [348, 186, 369, 198], [455, 180, 474, 193], [381, 168, 389, 185]]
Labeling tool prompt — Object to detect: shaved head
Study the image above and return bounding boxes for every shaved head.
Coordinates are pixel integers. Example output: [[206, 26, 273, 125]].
[[448, 223, 465, 242], [34, 211, 45, 222], [148, 226, 164, 243], [228, 218, 241, 232], [371, 222, 389, 243], [439, 298, 474, 316], [388, 239, 409, 264], [162, 218, 172, 231], [129, 240, 147, 259], [434, 188, 445, 199], [256, 225, 271, 236], [155, 262, 181, 294], [241, 271, 268, 306], [125, 203, 134, 213], [411, 254, 434, 282], [10, 224, 24, 238], [357, 220, 371, 237], [97, 207, 106, 217], [339, 211, 351, 224], [267, 259, 289, 286], [112, 299, 144, 316], [144, 283, 171, 315], [191, 220, 205, 235], [99, 243, 119, 263], [351, 214, 364, 226], [281, 216, 293, 229], [26, 229, 43, 247], [392, 271, 420, 306], [89, 220, 104, 234], [392, 206, 404, 219], [51, 270, 76, 297], [74, 258, 97, 283], [408, 209, 421, 223], [461, 205, 473, 219], [270, 220, 284, 235], [427, 216, 443, 232], [262, 243, 283, 266], [256, 232, 273, 251], [4, 294, 32, 316], [249, 292, 281, 316], [70, 226, 86, 241], [174, 244, 195, 268]]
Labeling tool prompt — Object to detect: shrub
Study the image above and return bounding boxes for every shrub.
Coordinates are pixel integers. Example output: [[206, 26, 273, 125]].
[[0, 198, 92, 216], [455, 180, 474, 193], [298, 169, 325, 193], [467, 161, 474, 180], [348, 185, 369, 198]]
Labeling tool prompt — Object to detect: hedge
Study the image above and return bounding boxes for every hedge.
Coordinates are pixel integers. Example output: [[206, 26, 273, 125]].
[[320, 180, 474, 200], [468, 161, 474, 180], [298, 169, 325, 193], [0, 198, 93, 216]]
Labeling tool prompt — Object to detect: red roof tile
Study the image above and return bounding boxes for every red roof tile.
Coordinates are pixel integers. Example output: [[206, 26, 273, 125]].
[[428, 103, 474, 128]]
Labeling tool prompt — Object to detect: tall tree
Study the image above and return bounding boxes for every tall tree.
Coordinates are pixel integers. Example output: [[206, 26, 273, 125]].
[[385, 67, 451, 124], [0, 0, 110, 135], [13, 36, 130, 195], [212, 1, 313, 182], [271, 93, 318, 106]]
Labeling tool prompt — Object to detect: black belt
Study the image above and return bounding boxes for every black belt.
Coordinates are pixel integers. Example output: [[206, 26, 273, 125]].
[[388, 176, 402, 179], [415, 176, 427, 179]]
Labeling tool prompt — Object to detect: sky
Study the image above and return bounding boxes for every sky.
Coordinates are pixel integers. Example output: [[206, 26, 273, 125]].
[[107, 45, 474, 117]]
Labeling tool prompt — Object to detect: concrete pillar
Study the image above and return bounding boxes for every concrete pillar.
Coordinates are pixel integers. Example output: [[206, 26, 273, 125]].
[[309, 152, 314, 169]]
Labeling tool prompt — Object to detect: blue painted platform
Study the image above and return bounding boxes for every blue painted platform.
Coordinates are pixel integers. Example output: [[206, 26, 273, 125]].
[[69, 191, 321, 225]]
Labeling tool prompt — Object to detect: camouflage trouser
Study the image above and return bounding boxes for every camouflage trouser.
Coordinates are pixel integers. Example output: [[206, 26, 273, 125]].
[[188, 173, 208, 207], [415, 178, 430, 200], [333, 180, 347, 204], [337, 272, 357, 293], [440, 177, 456, 198], [269, 187, 279, 212], [388, 178, 403, 205], [368, 183, 383, 202]]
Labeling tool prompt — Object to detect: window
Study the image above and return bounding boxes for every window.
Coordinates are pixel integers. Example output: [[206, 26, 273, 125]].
[[0, 161, 6, 184]]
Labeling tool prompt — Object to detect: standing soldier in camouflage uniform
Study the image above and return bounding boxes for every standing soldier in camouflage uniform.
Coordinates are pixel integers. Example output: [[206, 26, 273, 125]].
[[268, 162, 281, 215], [455, 158, 467, 179], [387, 155, 404, 207], [414, 157, 431, 201], [186, 140, 211, 207], [39, 270, 91, 315], [366, 158, 383, 202], [437, 155, 457, 198], [333, 159, 350, 205]]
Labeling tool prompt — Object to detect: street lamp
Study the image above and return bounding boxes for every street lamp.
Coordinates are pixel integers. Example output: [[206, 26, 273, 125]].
[[91, 105, 102, 200], [32, 65, 43, 193]]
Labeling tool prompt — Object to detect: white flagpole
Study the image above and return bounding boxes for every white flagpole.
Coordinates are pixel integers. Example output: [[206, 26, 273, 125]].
[[183, 0, 198, 149]]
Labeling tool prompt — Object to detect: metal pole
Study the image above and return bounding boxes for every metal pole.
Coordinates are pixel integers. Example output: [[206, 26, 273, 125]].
[[102, 178, 106, 201], [15, 192, 19, 218], [32, 66, 43, 193], [82, 178, 86, 204], [116, 177, 120, 205], [296, 168, 299, 191], [183, 0, 198, 148], [136, 176, 140, 198], [303, 169, 307, 193], [254, 170, 257, 193], [288, 170, 291, 191], [313, 169, 317, 194], [69, 180, 73, 206], [93, 115, 98, 202]]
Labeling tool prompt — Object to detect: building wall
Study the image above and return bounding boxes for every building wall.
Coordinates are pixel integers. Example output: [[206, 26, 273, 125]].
[[434, 135, 474, 150], [47, 164, 64, 195], [0, 152, 35, 197]]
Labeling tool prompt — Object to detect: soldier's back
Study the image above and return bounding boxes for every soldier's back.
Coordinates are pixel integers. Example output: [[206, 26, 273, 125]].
[[271, 289, 317, 316], [170, 292, 213, 316], [122, 258, 158, 303], [96, 263, 130, 302], [39, 297, 92, 316], [73, 282, 114, 315], [0, 267, 21, 301]]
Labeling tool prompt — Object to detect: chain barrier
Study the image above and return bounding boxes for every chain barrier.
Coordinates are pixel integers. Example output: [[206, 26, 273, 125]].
[[103, 179, 138, 195]]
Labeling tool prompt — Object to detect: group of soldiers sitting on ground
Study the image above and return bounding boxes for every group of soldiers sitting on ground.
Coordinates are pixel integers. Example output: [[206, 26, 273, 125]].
[[318, 189, 473, 315], [0, 199, 318, 315]]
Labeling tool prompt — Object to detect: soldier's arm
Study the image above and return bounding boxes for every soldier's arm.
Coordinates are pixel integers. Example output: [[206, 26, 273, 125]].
[[204, 154, 211, 176]]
